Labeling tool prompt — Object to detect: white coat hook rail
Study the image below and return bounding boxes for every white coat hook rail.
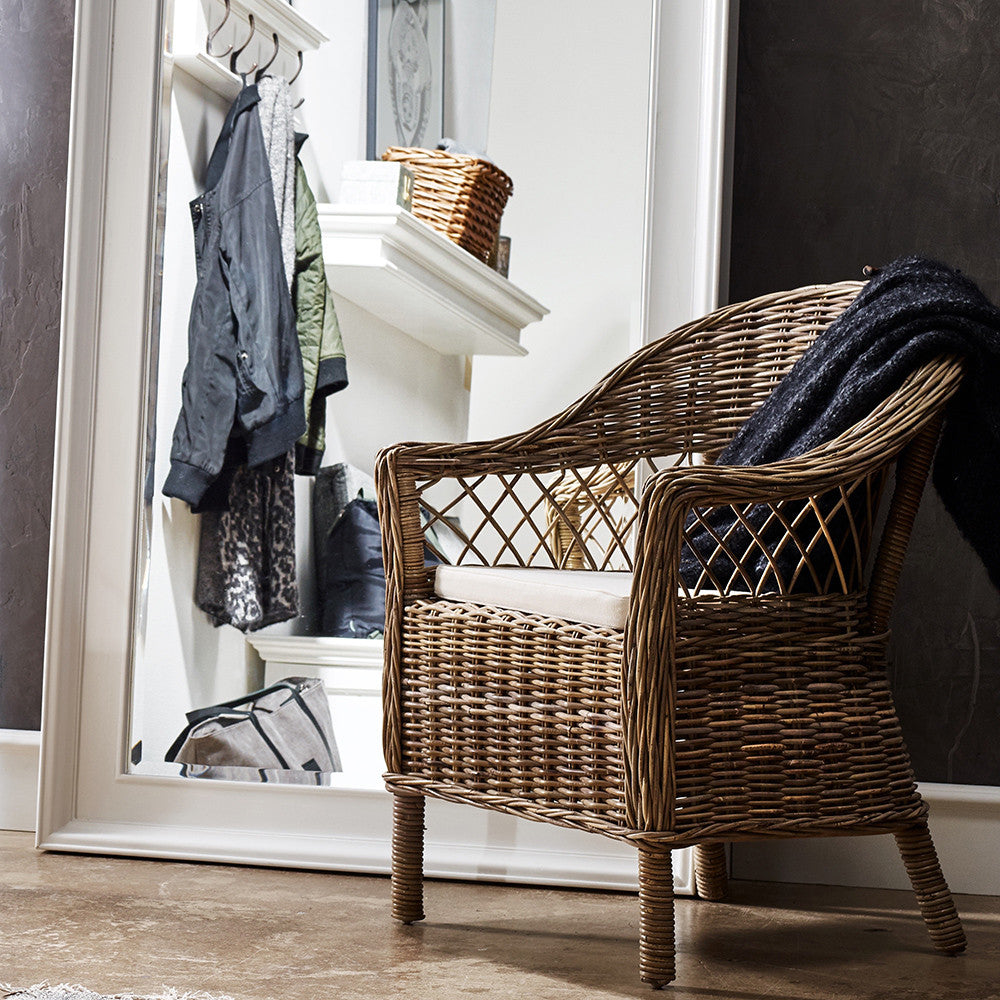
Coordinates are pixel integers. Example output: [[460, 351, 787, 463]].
[[175, 0, 328, 104]]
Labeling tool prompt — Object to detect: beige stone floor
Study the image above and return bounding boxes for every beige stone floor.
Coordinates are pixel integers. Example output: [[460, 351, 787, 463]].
[[1, 830, 998, 999]]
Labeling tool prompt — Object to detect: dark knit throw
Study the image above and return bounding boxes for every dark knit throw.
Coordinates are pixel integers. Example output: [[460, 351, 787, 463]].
[[679, 256, 1000, 593]]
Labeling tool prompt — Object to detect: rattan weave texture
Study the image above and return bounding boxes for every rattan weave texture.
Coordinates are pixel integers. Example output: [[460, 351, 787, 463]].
[[670, 593, 924, 836], [400, 598, 627, 829], [376, 280, 967, 986]]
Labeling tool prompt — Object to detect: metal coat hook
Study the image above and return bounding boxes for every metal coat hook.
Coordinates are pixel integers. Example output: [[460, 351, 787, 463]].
[[229, 13, 257, 76], [291, 51, 305, 108], [206, 0, 233, 57], [255, 32, 280, 82]]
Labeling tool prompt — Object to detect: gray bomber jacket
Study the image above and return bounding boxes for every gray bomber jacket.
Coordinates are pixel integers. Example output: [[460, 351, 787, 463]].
[[163, 84, 306, 509]]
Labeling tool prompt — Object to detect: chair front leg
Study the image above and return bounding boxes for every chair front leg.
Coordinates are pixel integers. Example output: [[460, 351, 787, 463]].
[[391, 790, 426, 924], [638, 848, 676, 988]]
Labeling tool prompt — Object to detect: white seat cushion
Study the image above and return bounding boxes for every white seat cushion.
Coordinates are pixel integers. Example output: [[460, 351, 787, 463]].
[[433, 565, 633, 630]]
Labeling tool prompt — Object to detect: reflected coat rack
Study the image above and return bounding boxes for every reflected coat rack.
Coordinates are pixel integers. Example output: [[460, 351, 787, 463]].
[[171, 0, 327, 103]]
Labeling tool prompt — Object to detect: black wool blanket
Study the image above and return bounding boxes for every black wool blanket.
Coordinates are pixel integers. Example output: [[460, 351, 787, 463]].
[[679, 256, 1000, 593]]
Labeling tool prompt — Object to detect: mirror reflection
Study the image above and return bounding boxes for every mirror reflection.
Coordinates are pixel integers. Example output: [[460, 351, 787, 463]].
[[129, 0, 652, 789]]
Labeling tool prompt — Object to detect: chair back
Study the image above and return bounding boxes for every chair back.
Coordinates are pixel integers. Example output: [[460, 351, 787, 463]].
[[411, 281, 961, 596], [578, 281, 864, 462]]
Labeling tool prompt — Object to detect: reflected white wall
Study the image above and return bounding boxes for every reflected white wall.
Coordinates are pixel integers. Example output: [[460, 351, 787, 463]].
[[469, 1, 654, 441]]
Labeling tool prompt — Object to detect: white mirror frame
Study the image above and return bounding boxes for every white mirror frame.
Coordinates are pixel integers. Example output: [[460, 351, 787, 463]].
[[37, 0, 732, 891]]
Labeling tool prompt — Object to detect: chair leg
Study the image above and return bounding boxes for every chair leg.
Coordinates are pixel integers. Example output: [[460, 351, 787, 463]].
[[693, 843, 728, 901], [638, 848, 676, 989], [391, 791, 425, 924], [894, 823, 966, 954]]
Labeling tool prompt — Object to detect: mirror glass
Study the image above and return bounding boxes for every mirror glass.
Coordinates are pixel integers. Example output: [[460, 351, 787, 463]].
[[127, 0, 653, 790]]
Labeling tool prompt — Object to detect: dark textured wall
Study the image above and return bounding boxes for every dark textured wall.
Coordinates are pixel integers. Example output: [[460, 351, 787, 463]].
[[730, 0, 1000, 783], [730, 0, 1000, 303], [0, 1, 75, 729]]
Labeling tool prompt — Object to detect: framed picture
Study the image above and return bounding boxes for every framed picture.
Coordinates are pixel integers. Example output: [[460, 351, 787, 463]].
[[367, 0, 445, 159]]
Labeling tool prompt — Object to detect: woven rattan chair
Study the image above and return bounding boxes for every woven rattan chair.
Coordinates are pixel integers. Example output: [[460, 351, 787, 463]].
[[375, 281, 966, 988]]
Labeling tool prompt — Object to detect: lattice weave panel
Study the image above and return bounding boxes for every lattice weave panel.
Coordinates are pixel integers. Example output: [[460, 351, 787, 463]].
[[682, 471, 889, 595], [416, 459, 889, 597], [416, 461, 651, 573]]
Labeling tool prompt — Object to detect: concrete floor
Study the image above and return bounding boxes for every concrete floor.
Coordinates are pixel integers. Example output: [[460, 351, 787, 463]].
[[1, 831, 998, 999]]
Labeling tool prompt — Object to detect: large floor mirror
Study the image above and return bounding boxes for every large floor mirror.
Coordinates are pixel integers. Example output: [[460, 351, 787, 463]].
[[38, 0, 731, 888]]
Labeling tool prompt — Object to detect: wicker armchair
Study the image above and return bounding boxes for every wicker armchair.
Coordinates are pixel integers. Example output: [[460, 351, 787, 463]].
[[375, 281, 966, 988]]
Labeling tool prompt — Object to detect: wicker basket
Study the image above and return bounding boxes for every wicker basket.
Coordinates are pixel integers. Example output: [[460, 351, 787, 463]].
[[381, 147, 513, 263]]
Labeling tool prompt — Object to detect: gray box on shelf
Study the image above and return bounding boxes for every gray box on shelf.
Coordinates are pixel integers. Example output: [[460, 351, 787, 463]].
[[493, 235, 511, 278], [339, 161, 414, 210]]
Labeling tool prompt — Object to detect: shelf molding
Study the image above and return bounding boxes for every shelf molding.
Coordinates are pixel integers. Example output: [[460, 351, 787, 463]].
[[247, 634, 383, 672], [318, 205, 548, 356]]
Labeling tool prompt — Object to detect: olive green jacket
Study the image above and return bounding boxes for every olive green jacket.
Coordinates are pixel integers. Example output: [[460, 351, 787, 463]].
[[294, 152, 348, 475]]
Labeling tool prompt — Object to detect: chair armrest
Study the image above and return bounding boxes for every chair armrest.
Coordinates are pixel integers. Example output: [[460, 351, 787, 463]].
[[377, 434, 623, 481], [639, 441, 888, 510], [620, 394, 952, 831], [622, 445, 882, 829]]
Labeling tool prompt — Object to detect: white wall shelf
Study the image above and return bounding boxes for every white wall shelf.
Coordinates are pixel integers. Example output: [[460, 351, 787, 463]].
[[171, 51, 244, 102], [247, 634, 383, 674], [247, 635, 384, 791], [318, 205, 548, 357]]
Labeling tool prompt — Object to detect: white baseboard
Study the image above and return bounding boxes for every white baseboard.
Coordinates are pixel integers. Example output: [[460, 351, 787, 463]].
[[37, 788, 694, 894], [0, 729, 40, 832], [732, 782, 1000, 896]]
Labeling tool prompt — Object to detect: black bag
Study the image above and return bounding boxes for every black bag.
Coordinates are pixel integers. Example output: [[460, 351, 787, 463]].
[[313, 464, 460, 638], [320, 498, 386, 637]]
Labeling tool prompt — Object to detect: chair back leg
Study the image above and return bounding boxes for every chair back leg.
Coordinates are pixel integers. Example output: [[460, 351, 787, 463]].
[[391, 791, 426, 924], [638, 848, 676, 988], [693, 843, 728, 901], [894, 823, 966, 953]]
